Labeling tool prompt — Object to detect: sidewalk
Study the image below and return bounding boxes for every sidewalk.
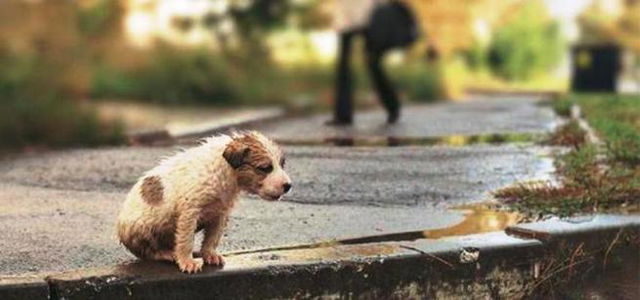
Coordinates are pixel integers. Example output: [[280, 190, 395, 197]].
[[244, 95, 558, 143], [3, 95, 638, 298], [0, 95, 561, 277], [1, 95, 559, 277], [92, 100, 284, 145]]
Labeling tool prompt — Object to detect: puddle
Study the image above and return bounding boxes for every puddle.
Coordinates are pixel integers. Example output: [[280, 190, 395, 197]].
[[334, 205, 522, 244], [224, 205, 521, 258], [424, 205, 522, 238], [278, 133, 546, 147]]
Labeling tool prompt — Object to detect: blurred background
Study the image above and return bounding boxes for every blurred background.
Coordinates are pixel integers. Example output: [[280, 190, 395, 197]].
[[1, 0, 638, 150]]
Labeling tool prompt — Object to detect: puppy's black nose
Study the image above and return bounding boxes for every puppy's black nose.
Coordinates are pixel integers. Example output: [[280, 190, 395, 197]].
[[283, 183, 292, 193]]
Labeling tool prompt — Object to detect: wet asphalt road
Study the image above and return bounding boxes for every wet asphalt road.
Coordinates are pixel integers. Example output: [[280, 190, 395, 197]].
[[0, 96, 559, 275]]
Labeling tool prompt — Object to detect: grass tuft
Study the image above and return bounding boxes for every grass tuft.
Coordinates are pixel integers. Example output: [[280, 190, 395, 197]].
[[551, 97, 573, 117], [546, 121, 586, 148], [495, 94, 640, 216]]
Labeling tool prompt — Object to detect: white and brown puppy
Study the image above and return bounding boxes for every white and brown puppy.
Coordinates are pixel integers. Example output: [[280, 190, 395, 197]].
[[117, 131, 291, 273]]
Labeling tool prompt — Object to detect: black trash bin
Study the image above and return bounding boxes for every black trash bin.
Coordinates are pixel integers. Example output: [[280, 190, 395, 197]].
[[570, 44, 621, 92]]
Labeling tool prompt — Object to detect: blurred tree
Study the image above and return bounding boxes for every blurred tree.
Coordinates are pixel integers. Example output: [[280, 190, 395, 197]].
[[224, 0, 323, 61], [579, 0, 640, 53], [0, 0, 123, 148], [487, 0, 563, 80], [291, 0, 332, 30], [617, 0, 640, 53], [409, 0, 477, 58], [76, 0, 123, 39], [408, 0, 523, 58], [0, 0, 87, 96]]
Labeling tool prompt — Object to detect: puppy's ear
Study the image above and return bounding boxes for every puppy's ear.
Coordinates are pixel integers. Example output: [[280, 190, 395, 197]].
[[223, 139, 250, 168]]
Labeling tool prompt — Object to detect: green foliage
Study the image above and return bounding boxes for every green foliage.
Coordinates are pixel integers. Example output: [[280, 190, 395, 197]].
[[91, 46, 310, 106], [593, 118, 640, 165], [134, 48, 239, 105], [0, 50, 124, 149], [552, 98, 573, 117], [573, 94, 640, 165], [487, 0, 564, 80], [92, 64, 140, 99], [495, 93, 640, 216], [547, 121, 586, 148], [92, 47, 241, 105], [231, 0, 291, 31], [463, 42, 489, 71], [292, 0, 332, 30], [559, 145, 599, 184], [76, 0, 121, 38], [391, 61, 443, 102]]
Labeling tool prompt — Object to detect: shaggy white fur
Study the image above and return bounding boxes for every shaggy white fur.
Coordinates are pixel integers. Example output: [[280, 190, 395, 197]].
[[117, 131, 290, 273]]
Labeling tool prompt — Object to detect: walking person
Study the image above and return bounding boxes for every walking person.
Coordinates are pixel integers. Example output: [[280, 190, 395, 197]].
[[328, 0, 418, 125]]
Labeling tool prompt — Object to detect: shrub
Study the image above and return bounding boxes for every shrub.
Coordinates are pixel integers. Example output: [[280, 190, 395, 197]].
[[391, 61, 444, 102], [91, 46, 291, 105], [488, 0, 564, 81], [0, 50, 124, 149], [463, 42, 489, 71], [76, 0, 122, 38], [552, 97, 573, 117], [138, 48, 241, 104], [92, 64, 140, 99]]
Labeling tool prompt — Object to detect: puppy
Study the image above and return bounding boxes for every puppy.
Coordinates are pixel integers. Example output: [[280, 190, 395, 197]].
[[117, 131, 291, 273]]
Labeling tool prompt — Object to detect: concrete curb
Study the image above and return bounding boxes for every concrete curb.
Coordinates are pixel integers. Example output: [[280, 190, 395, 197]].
[[1, 214, 638, 299], [128, 108, 285, 146], [0, 277, 49, 299]]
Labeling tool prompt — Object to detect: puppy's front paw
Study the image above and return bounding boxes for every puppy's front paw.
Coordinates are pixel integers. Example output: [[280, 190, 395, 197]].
[[177, 258, 203, 273], [202, 252, 225, 266]]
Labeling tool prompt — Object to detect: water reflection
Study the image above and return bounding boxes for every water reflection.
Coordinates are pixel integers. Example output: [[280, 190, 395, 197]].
[[320, 133, 544, 147], [424, 205, 522, 239], [225, 204, 522, 258]]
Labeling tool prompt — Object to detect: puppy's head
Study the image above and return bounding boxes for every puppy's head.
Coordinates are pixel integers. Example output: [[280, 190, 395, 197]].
[[223, 131, 291, 201]]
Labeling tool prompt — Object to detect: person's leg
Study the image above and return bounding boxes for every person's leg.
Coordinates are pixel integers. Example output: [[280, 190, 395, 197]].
[[331, 31, 356, 124], [366, 50, 400, 124]]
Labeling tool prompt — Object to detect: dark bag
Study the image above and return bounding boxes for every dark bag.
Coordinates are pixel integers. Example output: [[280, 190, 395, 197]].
[[365, 1, 420, 52]]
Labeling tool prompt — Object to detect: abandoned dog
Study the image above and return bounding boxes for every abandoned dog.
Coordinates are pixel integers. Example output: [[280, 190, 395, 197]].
[[117, 131, 291, 273]]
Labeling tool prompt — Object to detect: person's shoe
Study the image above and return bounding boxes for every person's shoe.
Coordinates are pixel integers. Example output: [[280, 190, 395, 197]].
[[387, 108, 400, 124], [325, 119, 352, 126]]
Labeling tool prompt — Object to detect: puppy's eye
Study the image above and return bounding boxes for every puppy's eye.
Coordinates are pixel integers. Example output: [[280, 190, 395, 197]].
[[256, 164, 273, 173]]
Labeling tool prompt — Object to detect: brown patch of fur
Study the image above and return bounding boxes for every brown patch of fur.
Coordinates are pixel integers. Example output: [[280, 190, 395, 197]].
[[118, 217, 176, 259], [223, 133, 277, 193], [140, 176, 164, 206], [223, 138, 249, 168]]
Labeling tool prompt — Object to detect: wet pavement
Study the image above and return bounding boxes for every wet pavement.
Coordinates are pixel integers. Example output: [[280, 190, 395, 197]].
[[247, 95, 558, 142], [0, 144, 554, 275], [0, 95, 560, 275], [0, 145, 554, 207]]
